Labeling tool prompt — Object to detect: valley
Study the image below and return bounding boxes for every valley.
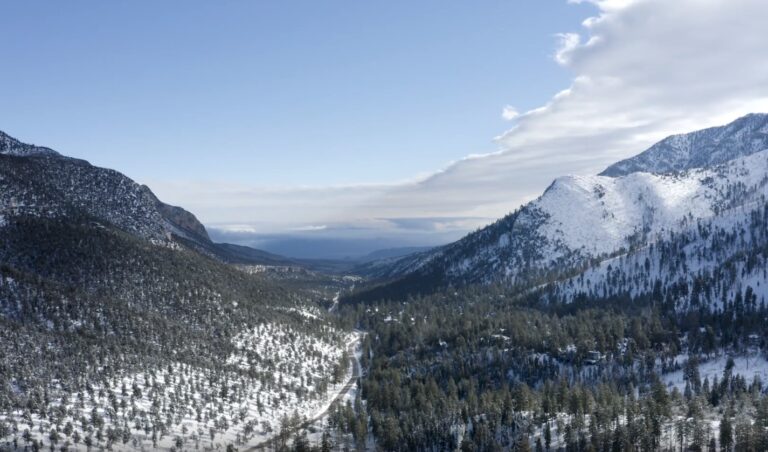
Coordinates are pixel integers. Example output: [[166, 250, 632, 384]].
[[245, 332, 363, 451], [5, 0, 768, 450], [4, 115, 768, 451]]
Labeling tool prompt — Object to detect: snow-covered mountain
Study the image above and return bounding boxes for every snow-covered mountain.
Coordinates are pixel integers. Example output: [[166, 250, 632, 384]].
[[1, 129, 204, 242], [0, 130, 354, 451], [354, 114, 768, 300], [1, 144, 175, 241], [0, 130, 59, 157], [601, 113, 768, 176], [0, 130, 297, 266], [539, 150, 768, 307]]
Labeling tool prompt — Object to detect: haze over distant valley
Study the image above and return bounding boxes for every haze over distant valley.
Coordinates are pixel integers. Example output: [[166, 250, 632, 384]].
[[6, 2, 768, 451], [6, 1, 768, 258]]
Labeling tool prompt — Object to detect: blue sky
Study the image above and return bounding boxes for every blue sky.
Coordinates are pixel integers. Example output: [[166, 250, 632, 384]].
[[0, 0, 591, 186], [4, 1, 768, 258]]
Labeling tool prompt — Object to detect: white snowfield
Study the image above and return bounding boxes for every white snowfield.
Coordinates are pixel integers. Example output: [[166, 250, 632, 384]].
[[537, 150, 768, 307], [663, 353, 768, 394], [370, 114, 768, 290], [531, 148, 768, 264], [537, 171, 707, 257], [0, 321, 358, 451]]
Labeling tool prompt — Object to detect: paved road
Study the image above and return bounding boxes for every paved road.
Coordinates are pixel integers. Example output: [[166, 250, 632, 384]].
[[245, 335, 362, 451]]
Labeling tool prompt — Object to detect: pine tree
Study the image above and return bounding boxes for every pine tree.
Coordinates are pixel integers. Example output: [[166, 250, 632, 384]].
[[321, 430, 333, 452], [293, 431, 310, 452], [720, 411, 733, 451], [516, 436, 532, 452]]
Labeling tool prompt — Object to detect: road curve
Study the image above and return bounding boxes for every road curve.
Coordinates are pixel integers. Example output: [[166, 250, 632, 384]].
[[245, 334, 362, 451]]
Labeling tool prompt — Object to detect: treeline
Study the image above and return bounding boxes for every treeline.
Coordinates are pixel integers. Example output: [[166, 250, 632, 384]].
[[340, 280, 768, 451], [0, 215, 350, 451]]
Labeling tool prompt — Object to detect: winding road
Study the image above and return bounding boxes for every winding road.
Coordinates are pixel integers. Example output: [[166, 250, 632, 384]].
[[245, 333, 363, 451]]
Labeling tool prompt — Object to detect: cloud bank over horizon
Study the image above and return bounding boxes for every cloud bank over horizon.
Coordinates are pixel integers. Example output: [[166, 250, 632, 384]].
[[150, 0, 768, 255]]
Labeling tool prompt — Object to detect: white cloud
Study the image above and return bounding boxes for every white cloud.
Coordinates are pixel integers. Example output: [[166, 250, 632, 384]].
[[554, 32, 581, 65], [372, 0, 768, 229], [216, 224, 260, 233], [291, 224, 327, 232], [152, 0, 768, 246], [501, 105, 520, 121]]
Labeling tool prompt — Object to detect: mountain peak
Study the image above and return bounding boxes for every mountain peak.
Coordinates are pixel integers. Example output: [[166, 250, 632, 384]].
[[0, 130, 60, 157], [600, 113, 768, 177], [353, 114, 768, 300]]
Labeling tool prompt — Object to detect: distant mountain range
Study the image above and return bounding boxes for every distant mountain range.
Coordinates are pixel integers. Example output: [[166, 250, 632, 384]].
[[351, 113, 768, 304], [357, 246, 433, 263]]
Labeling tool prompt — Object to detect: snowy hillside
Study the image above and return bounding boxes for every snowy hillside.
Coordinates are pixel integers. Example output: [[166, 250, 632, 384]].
[[0, 134, 203, 243], [0, 130, 59, 157], [358, 151, 766, 295], [541, 197, 768, 309], [0, 130, 359, 451], [352, 114, 768, 299], [0, 130, 303, 268], [0, 321, 357, 451], [535, 151, 768, 311], [601, 113, 768, 176], [537, 147, 768, 260]]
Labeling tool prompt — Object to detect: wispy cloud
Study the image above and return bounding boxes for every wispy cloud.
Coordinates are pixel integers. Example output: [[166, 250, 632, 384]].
[[150, 0, 768, 248], [554, 32, 581, 65], [501, 105, 520, 121], [291, 224, 327, 232]]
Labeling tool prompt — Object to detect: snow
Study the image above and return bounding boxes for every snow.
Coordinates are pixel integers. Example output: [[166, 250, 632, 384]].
[[278, 306, 322, 320], [535, 147, 768, 260], [602, 113, 768, 176], [299, 333, 366, 450], [373, 115, 768, 290], [536, 171, 712, 256], [663, 353, 768, 393], [502, 147, 768, 309], [0, 322, 357, 451]]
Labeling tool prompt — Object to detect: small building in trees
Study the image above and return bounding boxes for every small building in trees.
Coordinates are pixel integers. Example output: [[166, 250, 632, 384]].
[[585, 351, 603, 365]]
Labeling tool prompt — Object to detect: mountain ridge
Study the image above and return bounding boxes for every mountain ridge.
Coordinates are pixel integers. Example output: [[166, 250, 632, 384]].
[[350, 113, 768, 301], [601, 112, 768, 176], [0, 130, 60, 157], [0, 129, 354, 451], [0, 129, 299, 268]]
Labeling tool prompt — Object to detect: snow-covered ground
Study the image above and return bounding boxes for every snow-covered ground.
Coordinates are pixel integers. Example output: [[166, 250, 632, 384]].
[[537, 152, 768, 308], [0, 323, 357, 451], [373, 143, 768, 289], [663, 352, 768, 393], [298, 333, 369, 451]]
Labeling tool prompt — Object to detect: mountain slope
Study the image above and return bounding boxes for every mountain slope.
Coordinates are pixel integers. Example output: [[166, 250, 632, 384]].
[[352, 114, 768, 300], [537, 195, 768, 310], [0, 130, 59, 157], [0, 151, 171, 241], [601, 113, 768, 176], [0, 131, 354, 450], [0, 130, 301, 269]]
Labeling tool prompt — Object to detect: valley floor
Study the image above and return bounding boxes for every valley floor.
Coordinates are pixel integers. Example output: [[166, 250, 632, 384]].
[[0, 326, 361, 452], [244, 332, 363, 451]]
